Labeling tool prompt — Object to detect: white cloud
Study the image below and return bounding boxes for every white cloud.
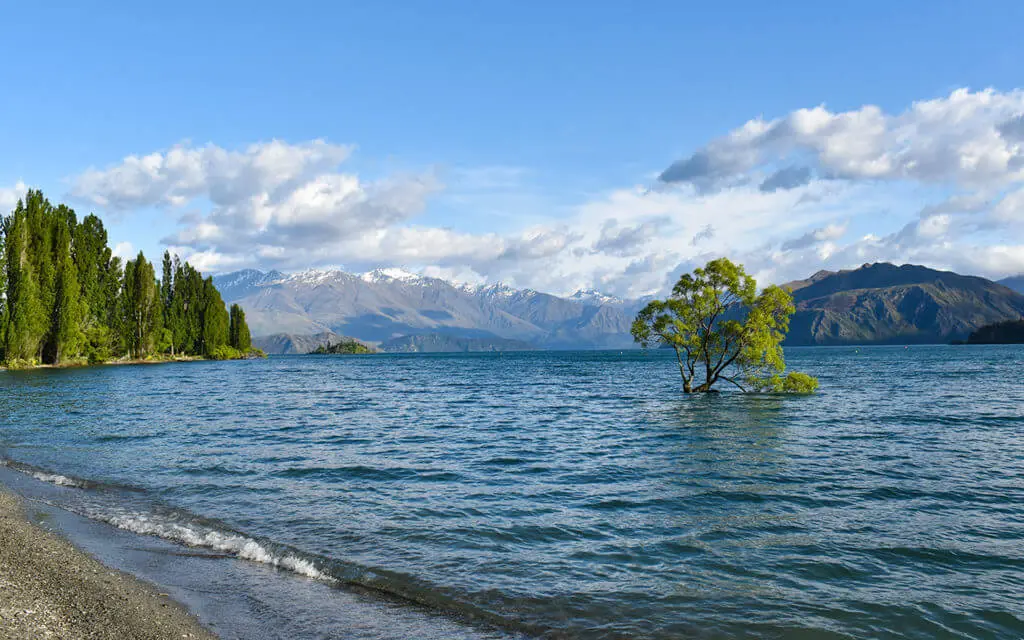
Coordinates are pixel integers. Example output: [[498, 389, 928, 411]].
[[111, 241, 135, 259], [65, 88, 1024, 295], [71, 140, 352, 210], [660, 88, 1024, 191], [0, 181, 28, 211]]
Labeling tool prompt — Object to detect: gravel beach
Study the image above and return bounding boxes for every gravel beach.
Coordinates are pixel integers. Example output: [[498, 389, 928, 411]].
[[0, 489, 218, 640]]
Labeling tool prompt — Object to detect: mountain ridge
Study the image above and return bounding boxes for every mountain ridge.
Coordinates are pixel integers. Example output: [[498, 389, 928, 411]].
[[219, 263, 1024, 349], [782, 263, 1024, 344], [216, 267, 637, 349]]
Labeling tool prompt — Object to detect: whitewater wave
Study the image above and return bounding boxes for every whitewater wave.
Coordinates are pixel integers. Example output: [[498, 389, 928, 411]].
[[104, 511, 335, 582], [1, 457, 527, 636], [31, 471, 87, 488], [2, 458, 330, 582], [1, 459, 90, 489]]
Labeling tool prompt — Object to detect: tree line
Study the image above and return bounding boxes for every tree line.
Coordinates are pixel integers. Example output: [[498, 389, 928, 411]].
[[1, 189, 254, 367]]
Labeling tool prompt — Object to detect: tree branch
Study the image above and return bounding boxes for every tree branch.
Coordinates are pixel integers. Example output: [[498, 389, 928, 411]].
[[718, 375, 748, 392]]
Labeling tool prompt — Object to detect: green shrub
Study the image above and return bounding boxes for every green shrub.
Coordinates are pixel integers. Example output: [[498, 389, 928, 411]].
[[3, 357, 40, 370], [208, 345, 244, 360]]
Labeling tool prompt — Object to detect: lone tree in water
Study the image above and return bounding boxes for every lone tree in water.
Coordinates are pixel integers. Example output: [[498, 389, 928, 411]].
[[631, 258, 817, 393]]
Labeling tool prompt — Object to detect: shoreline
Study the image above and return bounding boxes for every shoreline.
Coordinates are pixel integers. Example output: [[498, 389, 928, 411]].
[[0, 354, 267, 372], [0, 488, 218, 640]]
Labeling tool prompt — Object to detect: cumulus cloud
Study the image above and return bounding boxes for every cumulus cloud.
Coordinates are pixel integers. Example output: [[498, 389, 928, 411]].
[[781, 223, 847, 250], [759, 166, 814, 192], [593, 217, 670, 256], [64, 88, 1024, 296], [998, 115, 1024, 142], [0, 181, 28, 211], [72, 140, 352, 210], [690, 224, 715, 245], [660, 88, 1024, 191], [111, 241, 135, 259]]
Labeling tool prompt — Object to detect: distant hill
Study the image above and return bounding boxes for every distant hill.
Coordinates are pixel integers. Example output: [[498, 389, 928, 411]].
[[782, 263, 1024, 345], [998, 275, 1024, 294], [379, 333, 539, 353], [213, 268, 637, 349]]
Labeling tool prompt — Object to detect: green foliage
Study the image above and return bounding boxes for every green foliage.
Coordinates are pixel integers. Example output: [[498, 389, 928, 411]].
[[3, 198, 46, 361], [73, 214, 115, 325], [0, 215, 5, 357], [3, 357, 40, 370], [120, 252, 164, 359], [751, 371, 820, 393], [311, 339, 374, 354], [0, 189, 252, 368], [229, 304, 251, 351], [52, 212, 85, 363], [83, 324, 116, 364], [200, 278, 230, 356], [207, 344, 244, 360], [632, 257, 818, 394], [156, 327, 173, 354], [965, 319, 1024, 344]]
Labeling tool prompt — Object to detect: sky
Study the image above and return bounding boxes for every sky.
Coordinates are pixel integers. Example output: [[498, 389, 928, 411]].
[[2, 0, 1024, 297]]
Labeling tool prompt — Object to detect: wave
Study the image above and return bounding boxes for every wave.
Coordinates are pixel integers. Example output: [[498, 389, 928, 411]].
[[103, 511, 333, 581], [3, 459, 539, 637], [31, 471, 87, 488], [1, 459, 91, 489]]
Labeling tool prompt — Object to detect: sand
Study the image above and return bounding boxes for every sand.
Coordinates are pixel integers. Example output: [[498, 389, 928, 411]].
[[0, 489, 218, 640]]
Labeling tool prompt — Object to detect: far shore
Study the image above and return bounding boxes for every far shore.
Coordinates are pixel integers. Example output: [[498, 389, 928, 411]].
[[0, 487, 218, 639], [0, 354, 265, 373]]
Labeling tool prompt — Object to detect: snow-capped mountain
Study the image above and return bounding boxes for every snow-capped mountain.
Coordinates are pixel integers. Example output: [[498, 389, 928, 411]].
[[569, 288, 625, 306], [213, 267, 638, 350], [359, 267, 428, 284], [212, 268, 285, 302]]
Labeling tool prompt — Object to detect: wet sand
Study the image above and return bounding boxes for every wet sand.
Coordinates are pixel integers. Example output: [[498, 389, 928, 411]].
[[0, 489, 217, 640]]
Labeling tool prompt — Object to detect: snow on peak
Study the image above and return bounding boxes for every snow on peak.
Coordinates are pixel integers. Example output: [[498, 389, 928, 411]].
[[569, 288, 622, 305], [286, 268, 345, 285], [475, 282, 519, 298], [360, 267, 424, 284]]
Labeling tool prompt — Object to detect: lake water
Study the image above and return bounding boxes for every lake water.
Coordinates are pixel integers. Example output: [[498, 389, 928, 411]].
[[1, 346, 1022, 639]]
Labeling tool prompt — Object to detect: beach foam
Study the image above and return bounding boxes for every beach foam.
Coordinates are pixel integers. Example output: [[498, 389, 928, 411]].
[[31, 472, 87, 488], [105, 511, 334, 582]]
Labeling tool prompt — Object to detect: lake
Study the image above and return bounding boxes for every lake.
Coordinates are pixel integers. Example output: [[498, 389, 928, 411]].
[[1, 346, 1022, 639]]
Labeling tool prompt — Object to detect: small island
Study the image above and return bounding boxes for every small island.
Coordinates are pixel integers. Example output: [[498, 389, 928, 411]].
[[964, 319, 1024, 344], [309, 339, 376, 355]]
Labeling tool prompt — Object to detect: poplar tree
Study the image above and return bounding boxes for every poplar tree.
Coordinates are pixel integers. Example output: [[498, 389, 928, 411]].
[[2, 190, 249, 365], [229, 304, 251, 351], [0, 215, 7, 358], [73, 214, 114, 325], [51, 214, 84, 364], [24, 190, 56, 361], [121, 252, 163, 359], [3, 201, 45, 361], [160, 251, 176, 355], [200, 277, 230, 355]]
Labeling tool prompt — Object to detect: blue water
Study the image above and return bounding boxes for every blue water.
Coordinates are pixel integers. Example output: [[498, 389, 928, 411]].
[[1, 346, 1023, 639]]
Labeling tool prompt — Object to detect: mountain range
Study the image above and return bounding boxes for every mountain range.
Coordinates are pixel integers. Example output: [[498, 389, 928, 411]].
[[217, 268, 639, 352], [215, 263, 1024, 352]]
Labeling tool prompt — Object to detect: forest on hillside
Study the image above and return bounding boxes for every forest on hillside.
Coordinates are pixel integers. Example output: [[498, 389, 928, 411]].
[[0, 190, 254, 367]]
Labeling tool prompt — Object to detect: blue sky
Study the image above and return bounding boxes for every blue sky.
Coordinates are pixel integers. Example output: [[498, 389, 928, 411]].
[[2, 1, 1023, 295]]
